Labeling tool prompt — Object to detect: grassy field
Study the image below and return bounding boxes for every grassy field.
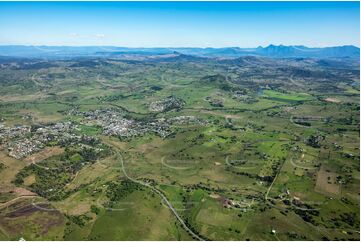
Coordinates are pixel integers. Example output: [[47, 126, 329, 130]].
[[0, 56, 359, 240]]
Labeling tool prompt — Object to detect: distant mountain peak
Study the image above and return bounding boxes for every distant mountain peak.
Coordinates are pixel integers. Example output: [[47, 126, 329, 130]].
[[0, 45, 358, 58]]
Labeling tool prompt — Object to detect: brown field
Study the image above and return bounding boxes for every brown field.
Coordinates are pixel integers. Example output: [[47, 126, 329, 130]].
[[0, 93, 48, 102], [324, 97, 341, 103], [209, 193, 221, 199], [23, 174, 36, 186], [315, 165, 341, 196], [200, 110, 242, 119], [0, 200, 64, 239], [24, 146, 64, 164], [100, 135, 128, 150], [0, 151, 27, 189], [13, 187, 36, 197]]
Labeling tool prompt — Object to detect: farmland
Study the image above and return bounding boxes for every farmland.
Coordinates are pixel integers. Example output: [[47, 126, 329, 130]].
[[0, 53, 359, 240]]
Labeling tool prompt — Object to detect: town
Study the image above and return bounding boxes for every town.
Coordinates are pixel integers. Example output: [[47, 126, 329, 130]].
[[0, 109, 207, 160]]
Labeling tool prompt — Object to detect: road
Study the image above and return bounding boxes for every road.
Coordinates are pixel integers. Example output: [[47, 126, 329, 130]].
[[290, 158, 317, 170], [114, 151, 204, 241], [265, 159, 286, 201]]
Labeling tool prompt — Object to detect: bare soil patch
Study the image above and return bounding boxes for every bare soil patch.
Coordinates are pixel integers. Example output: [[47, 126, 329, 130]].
[[24, 146, 64, 164], [14, 187, 36, 196], [315, 166, 341, 196], [209, 193, 221, 199], [136, 141, 163, 153], [324, 97, 341, 103], [200, 110, 241, 119]]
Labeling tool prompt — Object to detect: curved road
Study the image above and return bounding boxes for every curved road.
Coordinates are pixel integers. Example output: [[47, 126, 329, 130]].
[[115, 152, 204, 241]]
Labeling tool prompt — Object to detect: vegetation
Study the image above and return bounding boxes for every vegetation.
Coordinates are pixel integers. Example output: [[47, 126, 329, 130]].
[[0, 54, 359, 240]]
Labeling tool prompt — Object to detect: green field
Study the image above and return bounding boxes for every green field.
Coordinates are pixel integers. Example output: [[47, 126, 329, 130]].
[[0, 54, 359, 241]]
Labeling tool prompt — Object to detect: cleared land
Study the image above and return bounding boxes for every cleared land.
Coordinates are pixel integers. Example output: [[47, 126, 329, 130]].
[[0, 54, 359, 240]]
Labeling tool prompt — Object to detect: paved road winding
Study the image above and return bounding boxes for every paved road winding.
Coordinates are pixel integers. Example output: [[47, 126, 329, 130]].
[[115, 152, 204, 241]]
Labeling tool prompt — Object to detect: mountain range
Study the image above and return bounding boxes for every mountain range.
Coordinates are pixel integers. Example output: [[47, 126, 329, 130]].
[[0, 45, 359, 59]]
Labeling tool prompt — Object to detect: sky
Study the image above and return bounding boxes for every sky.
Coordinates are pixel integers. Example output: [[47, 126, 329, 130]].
[[0, 1, 359, 47]]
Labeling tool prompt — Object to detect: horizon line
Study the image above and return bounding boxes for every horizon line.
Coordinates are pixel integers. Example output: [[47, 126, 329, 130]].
[[0, 44, 359, 49]]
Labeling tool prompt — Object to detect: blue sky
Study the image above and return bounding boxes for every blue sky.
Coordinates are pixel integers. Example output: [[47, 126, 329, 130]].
[[0, 1, 359, 47]]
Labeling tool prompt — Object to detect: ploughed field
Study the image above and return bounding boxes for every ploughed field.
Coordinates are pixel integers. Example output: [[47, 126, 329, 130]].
[[0, 55, 359, 240]]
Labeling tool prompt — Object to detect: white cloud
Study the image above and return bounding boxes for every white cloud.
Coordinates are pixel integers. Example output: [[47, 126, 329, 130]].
[[69, 33, 79, 38], [95, 34, 105, 39]]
